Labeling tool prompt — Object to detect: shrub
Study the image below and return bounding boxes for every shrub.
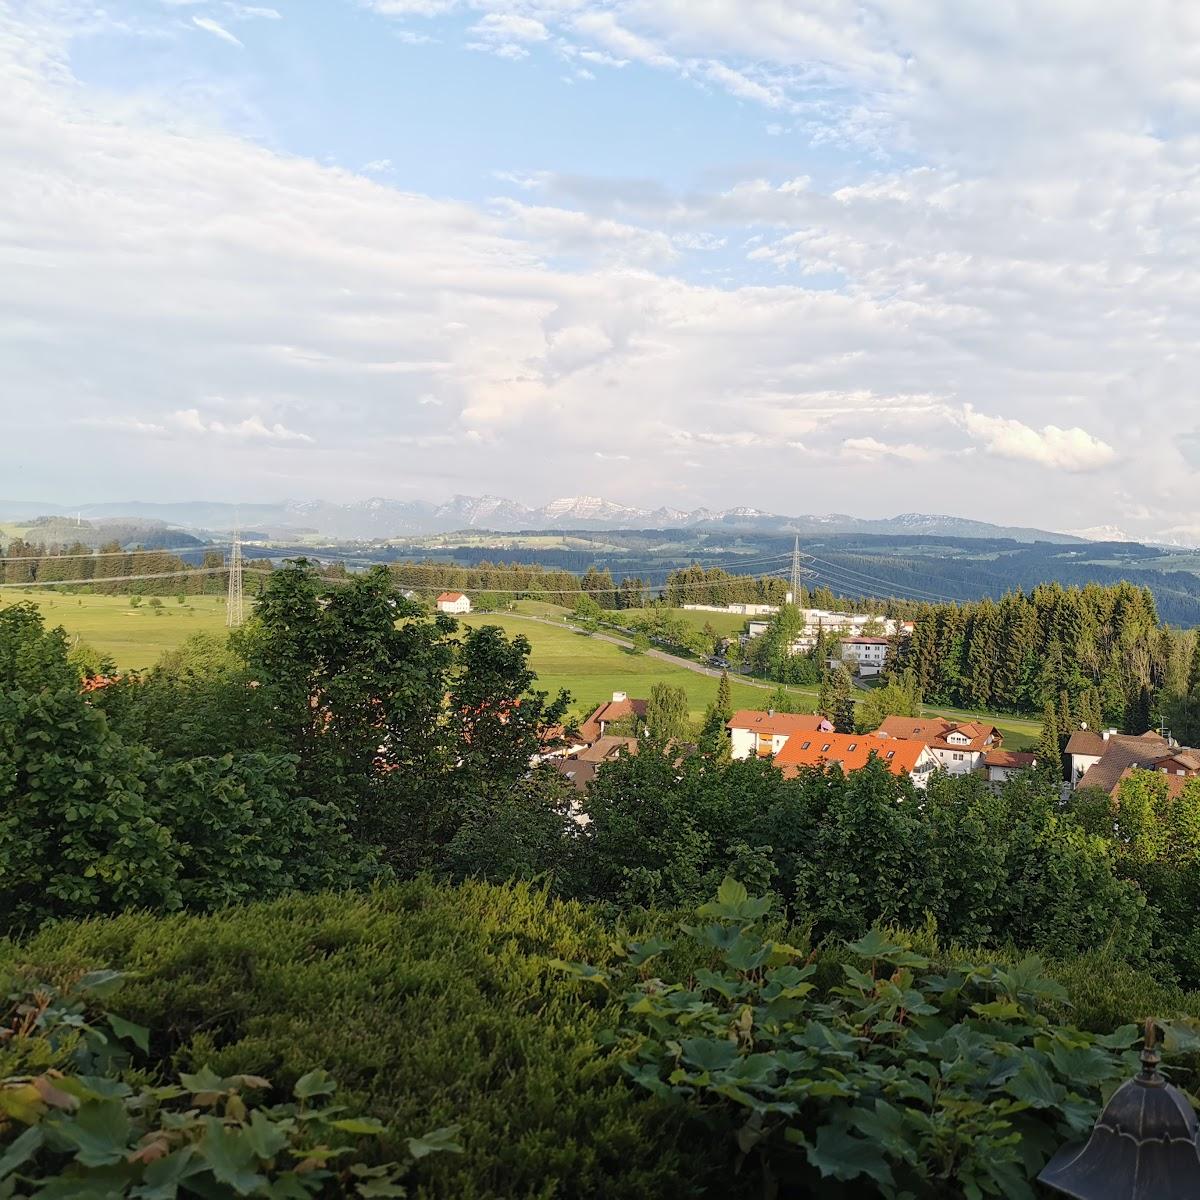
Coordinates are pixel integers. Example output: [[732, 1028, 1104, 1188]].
[[559, 880, 1144, 1200], [0, 968, 459, 1196], [0, 880, 711, 1199]]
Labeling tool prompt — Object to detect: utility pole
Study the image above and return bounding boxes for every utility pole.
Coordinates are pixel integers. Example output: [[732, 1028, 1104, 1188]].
[[789, 536, 805, 606], [225, 532, 244, 628]]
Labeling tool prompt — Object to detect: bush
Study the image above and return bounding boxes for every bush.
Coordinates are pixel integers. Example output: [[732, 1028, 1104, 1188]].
[[0, 880, 710, 1199], [0, 968, 459, 1196], [561, 880, 1142, 1199]]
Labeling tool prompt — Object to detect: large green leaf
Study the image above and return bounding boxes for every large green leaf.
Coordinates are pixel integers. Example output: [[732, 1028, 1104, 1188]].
[[805, 1124, 895, 1187], [405, 1125, 463, 1160], [54, 1099, 132, 1168], [199, 1117, 267, 1195], [0, 1126, 43, 1181]]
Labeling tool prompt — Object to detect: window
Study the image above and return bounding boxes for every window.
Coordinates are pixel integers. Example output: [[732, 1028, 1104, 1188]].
[[801, 740, 811, 750], [847, 742, 858, 751], [886, 750, 895, 759], [821, 743, 831, 752]]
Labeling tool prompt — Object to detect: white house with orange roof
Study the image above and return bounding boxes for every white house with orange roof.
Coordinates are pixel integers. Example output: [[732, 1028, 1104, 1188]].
[[435, 591, 472, 614]]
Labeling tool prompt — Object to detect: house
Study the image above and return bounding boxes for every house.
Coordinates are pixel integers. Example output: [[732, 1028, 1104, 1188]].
[[1068, 729, 1198, 796], [873, 716, 1003, 776], [773, 730, 938, 789], [1065, 729, 1174, 791], [983, 749, 1039, 784], [554, 735, 639, 794], [578, 691, 648, 743], [741, 609, 909, 657], [726, 709, 833, 761], [435, 591, 472, 614], [838, 636, 889, 676]]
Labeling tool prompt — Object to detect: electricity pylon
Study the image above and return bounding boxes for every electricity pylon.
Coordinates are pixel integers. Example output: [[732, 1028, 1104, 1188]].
[[225, 532, 244, 628]]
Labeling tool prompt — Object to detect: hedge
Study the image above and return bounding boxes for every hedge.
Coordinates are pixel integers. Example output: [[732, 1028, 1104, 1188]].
[[0, 879, 719, 1199], [5, 879, 1200, 1197]]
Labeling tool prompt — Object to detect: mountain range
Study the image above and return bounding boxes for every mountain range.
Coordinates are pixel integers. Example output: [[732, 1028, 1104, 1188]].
[[0, 495, 1086, 543]]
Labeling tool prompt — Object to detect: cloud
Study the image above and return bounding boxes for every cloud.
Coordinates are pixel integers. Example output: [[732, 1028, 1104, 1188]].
[[76, 416, 168, 435], [191, 15, 243, 47], [361, 158, 394, 175], [170, 410, 313, 442], [224, 4, 281, 19], [842, 437, 935, 463], [960, 407, 1116, 473]]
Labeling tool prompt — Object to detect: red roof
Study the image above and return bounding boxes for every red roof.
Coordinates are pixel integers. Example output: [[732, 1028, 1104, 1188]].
[[436, 592, 466, 603], [774, 731, 928, 779], [726, 710, 830, 737], [579, 697, 648, 743], [874, 715, 1000, 753], [984, 750, 1038, 769]]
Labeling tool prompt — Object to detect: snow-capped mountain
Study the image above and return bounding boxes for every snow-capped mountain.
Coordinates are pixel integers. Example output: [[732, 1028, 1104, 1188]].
[[0, 495, 1085, 543]]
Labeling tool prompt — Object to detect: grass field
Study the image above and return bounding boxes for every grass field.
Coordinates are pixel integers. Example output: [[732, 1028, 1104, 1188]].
[[6, 590, 1035, 745], [2, 591, 228, 670], [615, 605, 752, 638]]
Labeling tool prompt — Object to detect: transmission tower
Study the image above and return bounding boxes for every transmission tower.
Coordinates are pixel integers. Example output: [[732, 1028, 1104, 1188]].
[[789, 536, 804, 605], [225, 533, 244, 628]]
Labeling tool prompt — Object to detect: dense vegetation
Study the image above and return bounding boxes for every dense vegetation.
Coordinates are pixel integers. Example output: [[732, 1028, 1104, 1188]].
[[9, 562, 1200, 1194]]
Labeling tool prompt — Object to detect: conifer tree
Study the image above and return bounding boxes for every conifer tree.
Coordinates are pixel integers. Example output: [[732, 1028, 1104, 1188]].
[[1036, 702, 1063, 782], [820, 664, 856, 733]]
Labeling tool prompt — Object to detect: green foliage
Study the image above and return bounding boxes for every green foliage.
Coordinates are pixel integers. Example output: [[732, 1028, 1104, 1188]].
[[0, 970, 458, 1198], [645, 683, 690, 744], [572, 747, 1154, 968], [818, 664, 855, 732], [893, 582, 1165, 722], [568, 882, 1140, 1199], [0, 605, 363, 935], [0, 881, 706, 1199], [854, 668, 921, 732]]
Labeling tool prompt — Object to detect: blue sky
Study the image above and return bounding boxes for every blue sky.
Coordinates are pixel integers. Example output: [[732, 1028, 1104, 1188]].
[[3, 0, 1200, 540]]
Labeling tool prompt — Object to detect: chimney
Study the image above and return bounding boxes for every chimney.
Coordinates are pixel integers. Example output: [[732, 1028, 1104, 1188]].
[[767, 708, 775, 717], [1103, 728, 1118, 741], [612, 691, 627, 703]]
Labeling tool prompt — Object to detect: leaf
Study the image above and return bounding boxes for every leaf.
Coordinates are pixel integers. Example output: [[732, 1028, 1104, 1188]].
[[179, 1066, 226, 1101], [405, 1125, 463, 1160], [329, 1117, 386, 1136], [293, 1070, 336, 1102], [716, 878, 748, 907], [971, 1000, 1025, 1021], [77, 970, 126, 1001], [200, 1116, 267, 1195], [54, 1098, 132, 1167], [244, 1109, 290, 1160], [1004, 1058, 1061, 1109], [0, 1126, 43, 1181], [805, 1124, 895, 1187], [131, 1147, 203, 1200], [107, 1014, 150, 1054], [846, 930, 905, 960], [0, 1083, 45, 1124], [626, 938, 671, 967], [680, 1038, 740, 1072]]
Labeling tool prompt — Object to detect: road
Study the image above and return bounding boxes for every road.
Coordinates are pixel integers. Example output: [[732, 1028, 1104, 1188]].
[[498, 610, 1042, 735]]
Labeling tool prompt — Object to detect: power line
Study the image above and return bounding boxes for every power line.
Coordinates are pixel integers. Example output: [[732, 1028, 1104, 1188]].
[[0, 567, 270, 590], [802, 554, 965, 605], [0, 544, 233, 563]]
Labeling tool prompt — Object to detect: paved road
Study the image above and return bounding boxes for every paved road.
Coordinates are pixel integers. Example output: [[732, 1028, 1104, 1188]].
[[499, 611, 819, 697], [494, 611, 1041, 734]]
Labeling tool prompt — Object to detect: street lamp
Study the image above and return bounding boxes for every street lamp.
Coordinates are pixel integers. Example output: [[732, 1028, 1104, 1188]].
[[1039, 1020, 1200, 1198]]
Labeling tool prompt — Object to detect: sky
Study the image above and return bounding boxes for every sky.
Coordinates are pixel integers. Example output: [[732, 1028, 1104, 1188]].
[[3, 0, 1200, 539]]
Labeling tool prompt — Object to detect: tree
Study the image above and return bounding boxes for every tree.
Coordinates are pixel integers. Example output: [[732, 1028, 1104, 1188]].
[[1036, 701, 1064, 782], [819, 663, 856, 732], [645, 682, 691, 744], [855, 668, 923, 733], [573, 593, 603, 628], [630, 631, 650, 655], [700, 670, 733, 755], [764, 685, 806, 714]]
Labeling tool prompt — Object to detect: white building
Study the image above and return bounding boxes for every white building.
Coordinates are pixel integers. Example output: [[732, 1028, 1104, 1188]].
[[742, 609, 911, 657], [435, 591, 472, 614], [838, 636, 889, 676], [726, 709, 833, 761]]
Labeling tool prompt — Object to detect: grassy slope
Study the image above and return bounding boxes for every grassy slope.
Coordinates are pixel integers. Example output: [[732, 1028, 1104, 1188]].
[[7, 590, 1036, 744], [1, 591, 228, 671]]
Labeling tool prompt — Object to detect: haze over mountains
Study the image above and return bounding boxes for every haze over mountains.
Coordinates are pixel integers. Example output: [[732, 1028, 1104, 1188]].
[[1, 495, 1086, 544]]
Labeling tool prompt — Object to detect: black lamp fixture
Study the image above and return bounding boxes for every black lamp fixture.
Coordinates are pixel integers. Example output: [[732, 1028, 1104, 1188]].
[[1039, 1020, 1200, 1198]]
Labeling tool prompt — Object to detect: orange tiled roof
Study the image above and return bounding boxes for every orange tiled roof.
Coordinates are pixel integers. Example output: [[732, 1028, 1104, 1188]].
[[726, 710, 830, 737], [774, 731, 927, 779]]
